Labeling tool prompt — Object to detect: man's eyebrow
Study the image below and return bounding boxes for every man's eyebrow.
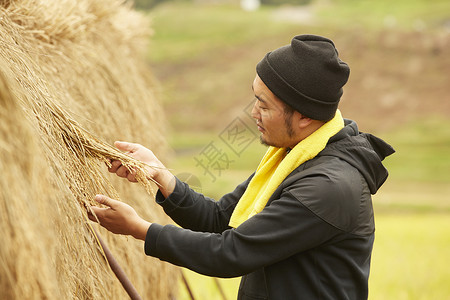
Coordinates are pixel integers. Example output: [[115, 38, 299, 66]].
[[251, 84, 267, 104], [255, 95, 266, 104]]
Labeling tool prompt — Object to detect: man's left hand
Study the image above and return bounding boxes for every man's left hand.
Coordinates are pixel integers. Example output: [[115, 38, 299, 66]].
[[89, 195, 151, 241]]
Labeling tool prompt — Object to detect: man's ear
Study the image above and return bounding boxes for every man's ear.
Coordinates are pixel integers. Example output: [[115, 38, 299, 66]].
[[296, 113, 314, 129]]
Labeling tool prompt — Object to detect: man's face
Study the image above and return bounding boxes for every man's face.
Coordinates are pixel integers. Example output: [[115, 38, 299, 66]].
[[251, 75, 301, 148]]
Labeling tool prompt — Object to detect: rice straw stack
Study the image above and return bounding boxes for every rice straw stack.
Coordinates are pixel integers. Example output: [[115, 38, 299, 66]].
[[0, 0, 178, 298]]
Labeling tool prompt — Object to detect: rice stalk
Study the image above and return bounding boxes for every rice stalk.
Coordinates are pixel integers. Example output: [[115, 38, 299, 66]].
[[0, 0, 178, 299]]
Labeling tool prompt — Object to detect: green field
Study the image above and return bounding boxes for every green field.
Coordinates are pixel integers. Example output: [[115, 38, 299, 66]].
[[143, 0, 450, 298]]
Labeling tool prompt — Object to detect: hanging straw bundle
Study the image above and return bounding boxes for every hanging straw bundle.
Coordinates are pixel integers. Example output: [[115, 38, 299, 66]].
[[0, 0, 178, 299]]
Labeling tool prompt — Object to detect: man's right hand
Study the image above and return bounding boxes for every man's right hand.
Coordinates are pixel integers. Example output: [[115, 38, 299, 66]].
[[108, 141, 176, 198]]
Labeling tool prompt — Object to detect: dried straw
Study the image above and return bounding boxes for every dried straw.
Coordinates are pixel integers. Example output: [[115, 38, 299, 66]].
[[0, 0, 178, 299]]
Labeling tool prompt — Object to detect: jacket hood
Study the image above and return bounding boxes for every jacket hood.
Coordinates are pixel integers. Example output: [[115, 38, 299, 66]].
[[320, 119, 395, 194]]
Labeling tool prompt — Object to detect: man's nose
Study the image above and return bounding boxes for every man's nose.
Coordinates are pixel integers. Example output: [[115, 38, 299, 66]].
[[251, 101, 260, 119]]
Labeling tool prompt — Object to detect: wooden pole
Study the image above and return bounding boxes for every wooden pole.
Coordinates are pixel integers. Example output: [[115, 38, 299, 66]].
[[92, 226, 142, 300], [180, 270, 196, 300], [213, 277, 228, 300]]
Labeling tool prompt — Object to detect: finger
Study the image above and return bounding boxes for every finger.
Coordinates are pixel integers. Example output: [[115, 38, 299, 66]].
[[115, 165, 130, 178], [108, 160, 123, 173], [127, 172, 138, 182], [87, 208, 105, 223], [114, 141, 139, 153], [88, 206, 107, 221], [87, 209, 97, 222], [95, 194, 118, 209]]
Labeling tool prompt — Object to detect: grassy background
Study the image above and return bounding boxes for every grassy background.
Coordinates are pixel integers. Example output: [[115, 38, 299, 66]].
[[141, 0, 450, 299]]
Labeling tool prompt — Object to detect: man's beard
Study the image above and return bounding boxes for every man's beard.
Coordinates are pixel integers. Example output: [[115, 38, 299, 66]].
[[258, 117, 294, 148], [259, 136, 270, 147]]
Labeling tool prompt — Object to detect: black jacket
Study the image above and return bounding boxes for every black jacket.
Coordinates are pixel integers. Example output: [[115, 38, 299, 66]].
[[145, 120, 394, 299]]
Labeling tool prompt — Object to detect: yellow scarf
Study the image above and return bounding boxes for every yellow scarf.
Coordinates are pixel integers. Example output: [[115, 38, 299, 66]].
[[228, 110, 344, 228]]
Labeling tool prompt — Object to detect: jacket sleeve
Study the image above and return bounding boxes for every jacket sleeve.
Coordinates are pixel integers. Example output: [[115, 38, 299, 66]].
[[154, 175, 253, 233], [145, 174, 345, 278]]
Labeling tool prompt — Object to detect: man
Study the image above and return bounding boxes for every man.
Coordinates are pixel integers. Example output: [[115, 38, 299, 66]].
[[90, 35, 394, 299]]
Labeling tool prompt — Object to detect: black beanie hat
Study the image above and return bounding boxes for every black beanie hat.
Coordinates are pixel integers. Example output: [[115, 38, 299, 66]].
[[256, 34, 350, 121]]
